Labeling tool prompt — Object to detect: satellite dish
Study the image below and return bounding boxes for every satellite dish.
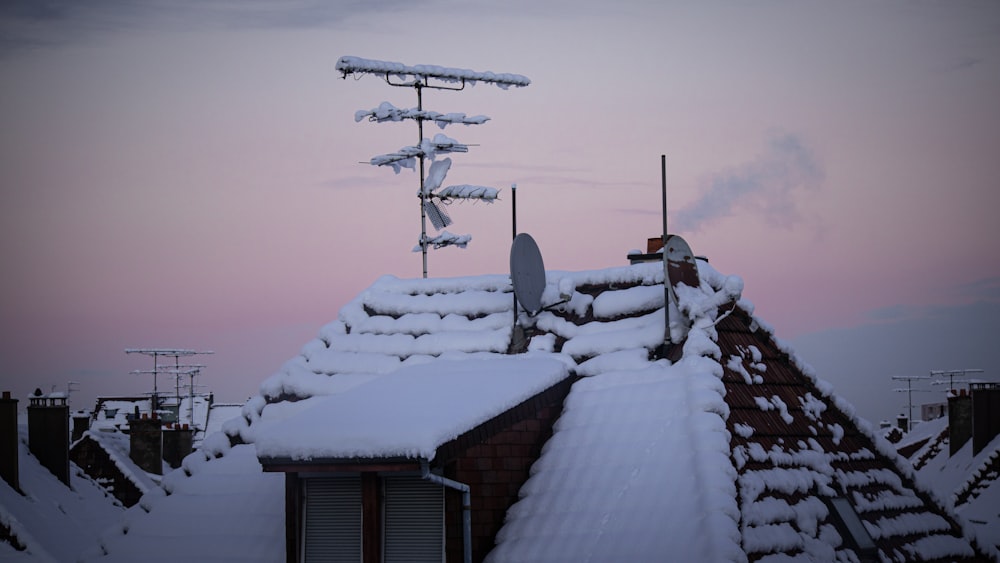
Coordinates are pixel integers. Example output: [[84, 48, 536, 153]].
[[664, 234, 699, 289], [510, 233, 546, 316]]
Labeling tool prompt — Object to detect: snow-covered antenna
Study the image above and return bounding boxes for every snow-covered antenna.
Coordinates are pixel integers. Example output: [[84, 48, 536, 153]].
[[125, 348, 213, 409], [890, 375, 932, 431], [336, 56, 529, 278]]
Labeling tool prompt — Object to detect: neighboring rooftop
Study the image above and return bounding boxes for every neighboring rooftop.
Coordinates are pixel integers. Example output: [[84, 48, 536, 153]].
[[0, 427, 124, 561]]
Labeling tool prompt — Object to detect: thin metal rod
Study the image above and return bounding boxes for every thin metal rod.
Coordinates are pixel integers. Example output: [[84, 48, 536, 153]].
[[417, 82, 428, 279], [661, 155, 671, 352], [512, 183, 517, 240], [512, 183, 518, 326]]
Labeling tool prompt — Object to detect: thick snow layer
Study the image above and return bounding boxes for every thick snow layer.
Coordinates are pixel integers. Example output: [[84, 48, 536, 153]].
[[256, 356, 569, 461], [0, 427, 124, 561], [912, 431, 1000, 558], [336, 56, 531, 88], [85, 444, 284, 563], [489, 263, 743, 562], [488, 361, 741, 562]]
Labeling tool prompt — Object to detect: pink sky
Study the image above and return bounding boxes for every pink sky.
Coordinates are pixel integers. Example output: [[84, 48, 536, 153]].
[[1, 1, 998, 424]]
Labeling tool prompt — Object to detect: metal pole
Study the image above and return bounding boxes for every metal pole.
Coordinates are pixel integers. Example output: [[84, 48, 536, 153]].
[[152, 353, 159, 410], [512, 183, 517, 240], [417, 82, 429, 279], [661, 155, 671, 353], [512, 183, 518, 325]]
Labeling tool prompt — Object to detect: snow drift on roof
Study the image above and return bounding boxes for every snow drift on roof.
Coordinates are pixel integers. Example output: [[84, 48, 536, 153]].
[[256, 356, 570, 461]]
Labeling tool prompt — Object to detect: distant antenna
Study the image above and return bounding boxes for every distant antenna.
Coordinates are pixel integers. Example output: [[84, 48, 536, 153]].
[[126, 348, 213, 410], [890, 375, 932, 431], [929, 368, 985, 393], [336, 55, 529, 278], [510, 233, 546, 317]]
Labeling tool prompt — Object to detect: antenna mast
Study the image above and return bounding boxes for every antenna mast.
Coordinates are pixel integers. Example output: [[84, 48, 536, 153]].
[[929, 368, 985, 393], [336, 56, 529, 278], [890, 375, 931, 431], [661, 155, 670, 355], [126, 348, 213, 411]]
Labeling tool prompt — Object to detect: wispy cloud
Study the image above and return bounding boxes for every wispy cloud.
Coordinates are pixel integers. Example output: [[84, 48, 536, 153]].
[[671, 133, 823, 233], [954, 276, 1000, 302], [0, 0, 412, 54]]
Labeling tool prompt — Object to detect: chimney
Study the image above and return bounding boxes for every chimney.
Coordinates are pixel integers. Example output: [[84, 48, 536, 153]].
[[0, 391, 18, 491], [971, 382, 1000, 456], [896, 414, 908, 432], [27, 390, 70, 485], [129, 414, 163, 475], [162, 424, 194, 469], [72, 412, 91, 442], [948, 391, 973, 456]]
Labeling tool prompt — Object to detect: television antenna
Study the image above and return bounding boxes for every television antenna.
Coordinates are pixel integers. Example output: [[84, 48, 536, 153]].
[[125, 348, 213, 410], [929, 368, 984, 393], [890, 375, 932, 431], [336, 56, 529, 278], [164, 364, 206, 427]]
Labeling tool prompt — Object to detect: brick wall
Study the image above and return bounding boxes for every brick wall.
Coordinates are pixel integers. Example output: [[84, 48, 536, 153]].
[[70, 436, 142, 507], [444, 403, 562, 562]]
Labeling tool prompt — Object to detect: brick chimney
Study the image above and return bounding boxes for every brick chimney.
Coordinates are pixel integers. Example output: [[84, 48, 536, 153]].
[[162, 424, 194, 469], [27, 390, 70, 485], [129, 414, 163, 475], [72, 412, 91, 442], [948, 390, 973, 456], [0, 391, 18, 491], [971, 383, 1000, 456]]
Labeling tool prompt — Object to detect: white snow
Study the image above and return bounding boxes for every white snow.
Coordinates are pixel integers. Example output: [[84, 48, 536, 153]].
[[0, 427, 124, 561], [488, 261, 744, 563], [434, 184, 499, 201], [54, 252, 989, 562], [85, 444, 284, 563], [255, 356, 569, 461], [354, 101, 490, 128], [336, 56, 531, 89]]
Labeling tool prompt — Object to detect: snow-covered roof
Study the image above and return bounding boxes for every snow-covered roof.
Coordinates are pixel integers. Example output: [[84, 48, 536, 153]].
[[82, 441, 284, 563], [89, 393, 216, 447], [72, 429, 159, 496], [256, 356, 569, 462], [85, 257, 992, 562], [903, 410, 1000, 557], [1, 427, 124, 561]]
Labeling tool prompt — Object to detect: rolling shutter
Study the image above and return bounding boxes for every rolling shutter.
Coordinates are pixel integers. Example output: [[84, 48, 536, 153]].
[[383, 475, 444, 563], [303, 475, 362, 563]]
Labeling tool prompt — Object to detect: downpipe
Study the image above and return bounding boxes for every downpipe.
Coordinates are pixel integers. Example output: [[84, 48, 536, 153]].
[[421, 459, 471, 563]]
